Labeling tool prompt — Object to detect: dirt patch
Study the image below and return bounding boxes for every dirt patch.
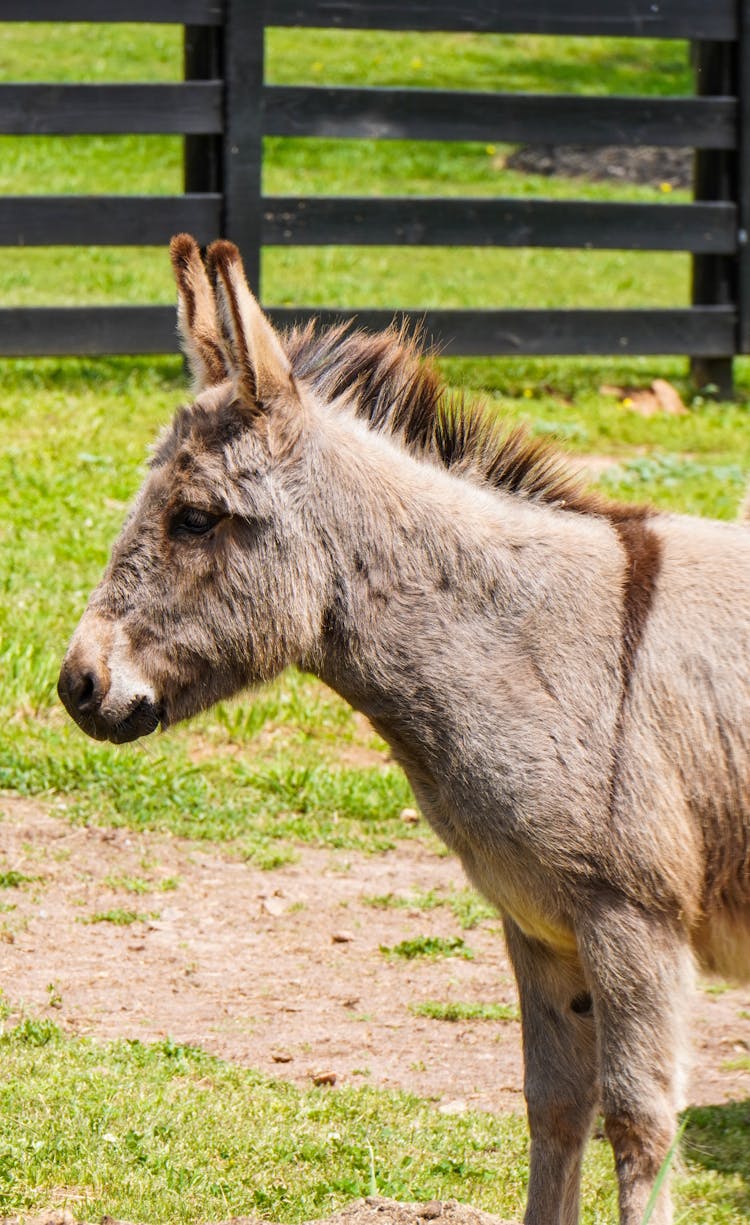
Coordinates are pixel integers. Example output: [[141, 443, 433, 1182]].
[[1, 794, 748, 1116], [1, 1197, 518, 1225], [504, 144, 692, 188]]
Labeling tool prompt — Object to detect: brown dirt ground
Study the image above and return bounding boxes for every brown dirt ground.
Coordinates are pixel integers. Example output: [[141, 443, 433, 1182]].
[[2, 793, 749, 1109], [1, 1198, 516, 1225], [1, 793, 749, 1225]]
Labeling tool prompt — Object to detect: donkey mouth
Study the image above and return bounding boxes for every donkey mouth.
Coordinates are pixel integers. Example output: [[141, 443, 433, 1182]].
[[108, 697, 164, 744], [67, 696, 164, 744]]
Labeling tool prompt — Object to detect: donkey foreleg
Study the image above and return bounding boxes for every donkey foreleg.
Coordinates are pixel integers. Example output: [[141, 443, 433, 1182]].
[[578, 900, 692, 1225], [504, 918, 598, 1225]]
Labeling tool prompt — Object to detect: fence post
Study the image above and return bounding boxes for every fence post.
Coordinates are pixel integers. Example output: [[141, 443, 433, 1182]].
[[690, 40, 736, 397], [737, 2, 750, 362], [222, 0, 265, 294]]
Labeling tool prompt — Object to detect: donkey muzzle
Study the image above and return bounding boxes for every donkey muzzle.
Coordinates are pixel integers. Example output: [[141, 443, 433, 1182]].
[[58, 615, 162, 744]]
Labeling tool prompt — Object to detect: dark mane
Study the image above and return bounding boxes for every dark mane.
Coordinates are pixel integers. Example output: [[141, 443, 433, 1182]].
[[284, 319, 648, 524]]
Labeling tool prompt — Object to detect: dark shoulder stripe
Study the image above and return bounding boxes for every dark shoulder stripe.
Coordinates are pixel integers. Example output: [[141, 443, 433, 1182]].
[[610, 509, 663, 693]]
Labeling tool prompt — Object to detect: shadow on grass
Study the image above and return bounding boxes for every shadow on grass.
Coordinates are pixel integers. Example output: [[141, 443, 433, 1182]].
[[683, 1099, 750, 1215]]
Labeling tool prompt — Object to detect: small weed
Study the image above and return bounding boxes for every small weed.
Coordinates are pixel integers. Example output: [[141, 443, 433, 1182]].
[[82, 909, 157, 926], [364, 887, 494, 929], [703, 981, 731, 997], [0, 870, 38, 888], [46, 983, 63, 1010], [380, 935, 473, 960], [721, 1055, 750, 1073], [104, 874, 180, 894], [411, 1001, 518, 1023], [241, 842, 299, 870], [2, 1017, 61, 1047]]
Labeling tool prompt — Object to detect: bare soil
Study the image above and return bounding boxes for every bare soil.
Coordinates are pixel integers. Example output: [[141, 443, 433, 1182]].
[[1, 1197, 517, 1225], [2, 794, 748, 1118]]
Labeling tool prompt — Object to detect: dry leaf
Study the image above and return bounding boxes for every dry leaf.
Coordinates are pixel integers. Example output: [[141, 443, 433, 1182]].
[[652, 378, 687, 415]]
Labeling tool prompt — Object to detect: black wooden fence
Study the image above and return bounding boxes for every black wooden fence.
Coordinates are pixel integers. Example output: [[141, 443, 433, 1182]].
[[0, 0, 747, 392]]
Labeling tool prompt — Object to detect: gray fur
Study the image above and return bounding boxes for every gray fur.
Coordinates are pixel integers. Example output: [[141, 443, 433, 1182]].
[[58, 236, 750, 1225]]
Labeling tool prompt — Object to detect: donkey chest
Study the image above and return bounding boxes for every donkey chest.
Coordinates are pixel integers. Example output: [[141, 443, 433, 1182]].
[[402, 763, 579, 953]]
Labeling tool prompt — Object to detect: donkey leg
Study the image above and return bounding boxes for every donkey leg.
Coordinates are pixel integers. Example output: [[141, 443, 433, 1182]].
[[504, 919, 598, 1225], [577, 901, 692, 1225]]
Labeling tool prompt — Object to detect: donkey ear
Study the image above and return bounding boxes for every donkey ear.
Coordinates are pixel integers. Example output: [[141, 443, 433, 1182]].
[[169, 233, 232, 391], [206, 238, 294, 407]]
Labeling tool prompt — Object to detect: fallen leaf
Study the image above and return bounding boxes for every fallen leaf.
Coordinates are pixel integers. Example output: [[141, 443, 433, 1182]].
[[652, 378, 687, 415]]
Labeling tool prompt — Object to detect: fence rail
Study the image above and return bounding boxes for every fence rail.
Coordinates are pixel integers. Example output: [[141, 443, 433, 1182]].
[[0, 84, 222, 134], [264, 87, 737, 148], [0, 0, 748, 391], [0, 305, 735, 358]]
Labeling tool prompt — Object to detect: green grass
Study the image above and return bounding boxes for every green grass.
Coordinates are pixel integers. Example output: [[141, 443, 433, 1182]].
[[364, 889, 496, 930], [0, 870, 38, 889], [410, 1001, 519, 1023], [104, 874, 180, 895], [380, 936, 474, 961], [0, 1021, 746, 1225], [82, 909, 157, 926]]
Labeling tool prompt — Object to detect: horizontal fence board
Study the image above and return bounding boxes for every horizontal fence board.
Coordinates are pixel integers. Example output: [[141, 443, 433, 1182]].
[[270, 0, 735, 39], [0, 0, 222, 21], [0, 83, 222, 136], [0, 306, 178, 355], [262, 197, 737, 253], [0, 306, 734, 358], [8, 0, 732, 35], [268, 306, 736, 356], [265, 86, 736, 149], [0, 195, 222, 246]]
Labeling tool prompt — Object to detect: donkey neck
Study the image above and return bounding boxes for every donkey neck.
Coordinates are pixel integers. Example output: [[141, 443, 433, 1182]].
[[307, 411, 618, 784]]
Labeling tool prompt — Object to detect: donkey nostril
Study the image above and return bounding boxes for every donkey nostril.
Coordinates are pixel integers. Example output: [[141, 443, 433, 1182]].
[[74, 670, 100, 714]]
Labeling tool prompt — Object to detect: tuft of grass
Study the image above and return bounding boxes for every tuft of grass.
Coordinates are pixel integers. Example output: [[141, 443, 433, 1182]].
[[380, 935, 474, 961], [702, 981, 733, 998], [363, 888, 495, 930], [0, 870, 38, 889], [104, 874, 180, 895], [721, 1055, 750, 1073], [82, 909, 157, 926], [410, 1001, 519, 1023]]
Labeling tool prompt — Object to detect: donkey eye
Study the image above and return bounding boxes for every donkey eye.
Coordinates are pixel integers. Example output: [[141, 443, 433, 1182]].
[[171, 507, 222, 538]]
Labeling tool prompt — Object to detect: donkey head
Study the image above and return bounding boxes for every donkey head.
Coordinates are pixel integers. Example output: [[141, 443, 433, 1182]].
[[58, 235, 330, 742]]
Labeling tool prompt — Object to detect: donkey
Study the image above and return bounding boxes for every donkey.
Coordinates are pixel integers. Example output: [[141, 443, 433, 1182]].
[[58, 234, 750, 1225]]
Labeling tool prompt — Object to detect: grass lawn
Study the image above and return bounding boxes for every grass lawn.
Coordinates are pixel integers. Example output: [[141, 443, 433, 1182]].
[[0, 19, 749, 1225], [0, 1019, 747, 1225]]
